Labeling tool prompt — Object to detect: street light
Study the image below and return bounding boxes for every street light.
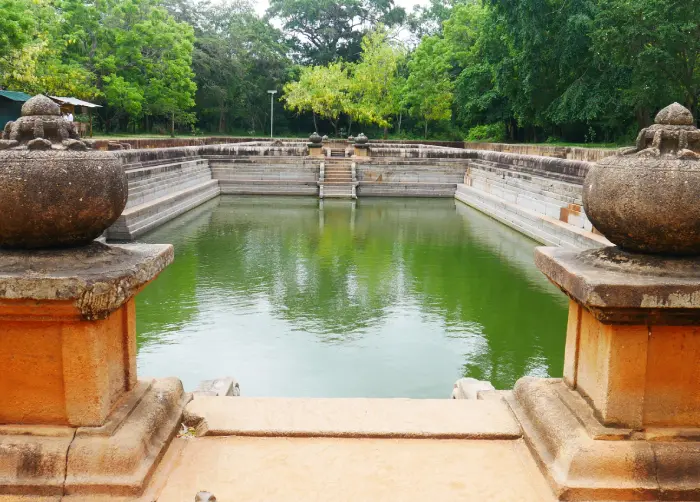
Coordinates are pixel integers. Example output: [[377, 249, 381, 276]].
[[267, 90, 277, 138]]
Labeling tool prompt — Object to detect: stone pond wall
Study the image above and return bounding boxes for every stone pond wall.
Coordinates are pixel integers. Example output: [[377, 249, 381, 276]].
[[105, 142, 608, 250], [357, 158, 467, 197], [456, 151, 609, 250], [94, 137, 465, 151], [464, 142, 617, 163]]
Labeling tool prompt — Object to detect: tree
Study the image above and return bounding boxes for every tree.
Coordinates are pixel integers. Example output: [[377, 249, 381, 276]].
[[347, 26, 404, 136], [593, 0, 700, 122], [0, 0, 36, 56], [0, 0, 95, 97], [283, 63, 351, 135], [58, 0, 196, 132], [404, 36, 453, 137], [267, 0, 405, 64], [405, 0, 457, 43], [180, 0, 290, 134]]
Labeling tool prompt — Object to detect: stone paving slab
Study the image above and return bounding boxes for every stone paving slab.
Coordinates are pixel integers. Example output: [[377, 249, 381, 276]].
[[153, 437, 554, 502], [187, 397, 522, 438]]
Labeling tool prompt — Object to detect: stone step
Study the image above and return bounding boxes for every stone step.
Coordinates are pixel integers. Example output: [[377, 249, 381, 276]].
[[108, 180, 220, 240], [127, 167, 212, 193], [455, 184, 608, 250], [128, 169, 212, 194], [467, 169, 580, 217], [186, 397, 520, 438], [128, 164, 210, 186]]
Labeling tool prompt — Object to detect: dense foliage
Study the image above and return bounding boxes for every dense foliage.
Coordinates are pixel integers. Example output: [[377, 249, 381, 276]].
[[1, 0, 698, 141]]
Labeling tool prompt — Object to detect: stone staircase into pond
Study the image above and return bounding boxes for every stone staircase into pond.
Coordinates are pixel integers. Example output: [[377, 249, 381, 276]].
[[106, 158, 220, 241], [320, 158, 356, 199]]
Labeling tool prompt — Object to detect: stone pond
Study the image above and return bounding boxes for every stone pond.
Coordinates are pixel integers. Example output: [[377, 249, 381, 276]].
[[134, 196, 568, 396]]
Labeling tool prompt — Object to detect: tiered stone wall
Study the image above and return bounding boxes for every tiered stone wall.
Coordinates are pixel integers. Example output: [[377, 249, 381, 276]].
[[357, 158, 467, 197], [94, 137, 465, 151], [104, 142, 608, 250], [456, 151, 609, 250], [464, 142, 616, 163], [210, 156, 320, 195], [106, 143, 310, 240]]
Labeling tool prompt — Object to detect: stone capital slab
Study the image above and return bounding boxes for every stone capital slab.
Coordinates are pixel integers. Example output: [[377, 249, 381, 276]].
[[0, 242, 173, 320], [535, 246, 700, 324]]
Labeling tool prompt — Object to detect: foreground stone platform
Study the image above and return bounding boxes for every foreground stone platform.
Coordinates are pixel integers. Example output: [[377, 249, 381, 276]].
[[140, 395, 553, 502], [2, 395, 556, 501], [154, 436, 551, 502]]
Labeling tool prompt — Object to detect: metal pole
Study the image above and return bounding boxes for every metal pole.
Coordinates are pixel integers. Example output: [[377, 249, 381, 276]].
[[268, 90, 277, 138], [270, 93, 273, 137]]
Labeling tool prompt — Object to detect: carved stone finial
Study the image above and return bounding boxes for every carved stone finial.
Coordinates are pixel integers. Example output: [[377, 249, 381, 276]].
[[309, 132, 322, 144], [583, 102, 700, 255], [21, 94, 60, 117], [0, 94, 127, 249], [655, 102, 694, 126], [0, 94, 89, 151]]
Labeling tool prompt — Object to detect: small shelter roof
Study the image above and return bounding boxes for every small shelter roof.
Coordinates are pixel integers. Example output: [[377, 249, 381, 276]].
[[50, 96, 102, 108], [0, 90, 32, 102]]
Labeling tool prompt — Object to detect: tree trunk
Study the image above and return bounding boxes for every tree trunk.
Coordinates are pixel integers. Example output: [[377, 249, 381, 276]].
[[397, 112, 402, 136], [170, 112, 175, 138], [383, 126, 388, 140], [331, 118, 338, 136], [424, 120, 428, 139], [313, 112, 318, 133], [219, 107, 225, 133], [347, 116, 353, 136]]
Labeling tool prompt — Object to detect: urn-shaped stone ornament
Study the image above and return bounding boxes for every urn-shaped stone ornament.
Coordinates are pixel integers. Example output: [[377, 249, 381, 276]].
[[583, 103, 700, 255], [355, 133, 369, 145], [309, 132, 322, 144], [0, 95, 127, 249]]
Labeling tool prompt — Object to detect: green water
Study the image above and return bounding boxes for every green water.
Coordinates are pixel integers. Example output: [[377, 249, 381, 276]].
[[135, 196, 568, 397]]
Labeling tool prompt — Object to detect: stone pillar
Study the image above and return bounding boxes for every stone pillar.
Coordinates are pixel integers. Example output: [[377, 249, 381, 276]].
[[353, 132, 369, 157], [308, 144, 324, 157], [353, 144, 369, 157], [308, 132, 323, 157], [0, 95, 187, 498], [510, 103, 700, 501]]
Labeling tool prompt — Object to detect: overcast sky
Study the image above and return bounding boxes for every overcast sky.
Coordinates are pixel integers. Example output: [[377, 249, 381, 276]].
[[253, 0, 429, 17]]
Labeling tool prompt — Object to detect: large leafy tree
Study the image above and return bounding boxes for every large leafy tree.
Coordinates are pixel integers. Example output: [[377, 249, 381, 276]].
[[177, 0, 290, 134], [404, 36, 453, 137], [57, 0, 197, 133], [267, 0, 405, 64], [0, 0, 36, 56], [0, 0, 94, 97], [593, 0, 700, 122], [283, 62, 351, 134], [347, 27, 405, 135]]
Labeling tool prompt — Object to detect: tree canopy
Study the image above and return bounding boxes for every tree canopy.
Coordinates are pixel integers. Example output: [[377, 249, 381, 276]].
[[267, 0, 405, 64], [2, 0, 699, 141]]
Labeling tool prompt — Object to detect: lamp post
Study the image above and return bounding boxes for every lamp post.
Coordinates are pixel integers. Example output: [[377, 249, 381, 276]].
[[267, 90, 277, 138]]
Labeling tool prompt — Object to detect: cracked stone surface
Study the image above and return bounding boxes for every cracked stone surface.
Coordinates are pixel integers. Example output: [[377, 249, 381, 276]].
[[0, 242, 173, 320]]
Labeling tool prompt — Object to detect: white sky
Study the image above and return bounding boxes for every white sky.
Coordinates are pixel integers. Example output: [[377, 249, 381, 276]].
[[253, 0, 430, 17]]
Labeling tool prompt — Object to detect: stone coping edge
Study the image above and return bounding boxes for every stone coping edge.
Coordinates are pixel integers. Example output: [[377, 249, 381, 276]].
[[185, 396, 522, 440], [536, 246, 700, 324]]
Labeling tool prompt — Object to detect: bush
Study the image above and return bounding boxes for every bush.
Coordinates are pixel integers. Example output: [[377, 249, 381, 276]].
[[466, 123, 506, 143]]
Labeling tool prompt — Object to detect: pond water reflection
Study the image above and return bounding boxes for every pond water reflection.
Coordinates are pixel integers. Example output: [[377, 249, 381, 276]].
[[135, 196, 567, 397]]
